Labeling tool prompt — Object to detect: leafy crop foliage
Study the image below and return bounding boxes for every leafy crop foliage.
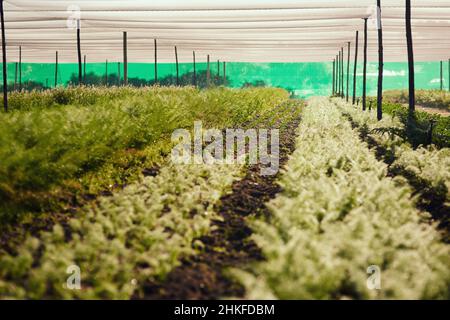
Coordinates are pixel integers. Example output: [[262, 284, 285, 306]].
[[384, 89, 450, 111], [232, 98, 449, 300], [0, 87, 294, 299], [338, 99, 450, 205], [0, 86, 288, 224]]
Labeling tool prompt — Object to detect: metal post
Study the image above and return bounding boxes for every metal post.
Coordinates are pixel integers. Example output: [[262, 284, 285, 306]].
[[175, 46, 179, 86], [154, 39, 158, 85], [346, 42, 350, 102], [207, 54, 211, 87], [193, 51, 197, 86], [19, 46, 21, 91], [353, 31, 359, 105], [406, 0, 415, 113], [55, 51, 58, 87], [123, 32, 128, 86], [223, 61, 226, 86], [376, 0, 384, 121], [363, 18, 368, 111], [77, 20, 82, 86]]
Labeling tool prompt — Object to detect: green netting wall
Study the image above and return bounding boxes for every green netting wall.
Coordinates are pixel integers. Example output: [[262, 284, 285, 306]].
[[1, 61, 448, 98]]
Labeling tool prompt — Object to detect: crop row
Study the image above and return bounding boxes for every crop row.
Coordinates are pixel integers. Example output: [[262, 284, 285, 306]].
[[0, 87, 288, 224], [335, 99, 449, 205], [232, 97, 449, 299]]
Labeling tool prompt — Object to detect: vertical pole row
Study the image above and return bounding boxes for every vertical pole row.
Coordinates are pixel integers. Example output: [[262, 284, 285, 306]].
[[193, 51, 197, 87], [77, 20, 82, 86], [175, 46, 179, 86], [55, 51, 58, 88], [207, 54, 211, 87], [123, 32, 128, 86], [154, 39, 158, 85], [353, 31, 359, 105], [377, 0, 384, 121], [406, 0, 415, 113], [346, 42, 351, 102], [1, 0, 7, 111], [363, 18, 368, 111]]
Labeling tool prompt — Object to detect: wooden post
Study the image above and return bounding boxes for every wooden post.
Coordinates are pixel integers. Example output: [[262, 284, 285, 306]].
[[332, 59, 335, 95], [406, 0, 415, 113], [14, 62, 17, 91], [77, 20, 82, 86], [346, 42, 351, 102], [223, 61, 226, 86], [353, 31, 359, 105], [83, 55, 86, 83], [154, 39, 158, 85], [376, 0, 384, 121], [207, 54, 211, 87], [118, 62, 121, 86], [193, 51, 197, 86], [105, 59, 108, 86], [363, 18, 368, 111], [19, 46, 21, 91], [123, 32, 128, 86], [175, 46, 179, 86], [55, 51, 58, 88]]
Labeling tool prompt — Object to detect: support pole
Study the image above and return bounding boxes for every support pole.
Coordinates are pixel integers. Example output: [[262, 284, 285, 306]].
[[353, 31, 359, 105], [332, 59, 335, 96], [207, 54, 211, 87], [336, 51, 341, 96], [175, 46, 179, 86], [363, 18, 368, 111], [14, 62, 17, 91], [217, 59, 220, 79], [346, 42, 351, 102], [154, 39, 158, 85], [77, 20, 82, 86], [193, 51, 197, 86], [123, 32, 128, 86], [19, 46, 21, 91], [223, 61, 226, 86], [406, 0, 415, 113], [377, 0, 384, 121], [341, 47, 344, 97], [1, 0, 7, 111], [55, 51, 58, 87]]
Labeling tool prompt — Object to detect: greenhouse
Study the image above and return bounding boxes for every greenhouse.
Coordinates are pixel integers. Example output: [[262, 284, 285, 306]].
[[0, 0, 449, 307]]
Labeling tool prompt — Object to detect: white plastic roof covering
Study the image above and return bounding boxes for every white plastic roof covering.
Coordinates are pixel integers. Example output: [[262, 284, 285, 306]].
[[2, 0, 450, 63]]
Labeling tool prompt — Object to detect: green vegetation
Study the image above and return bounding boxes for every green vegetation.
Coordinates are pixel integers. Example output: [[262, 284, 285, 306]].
[[232, 98, 449, 300], [338, 99, 450, 204], [0, 87, 288, 225], [384, 90, 450, 111]]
